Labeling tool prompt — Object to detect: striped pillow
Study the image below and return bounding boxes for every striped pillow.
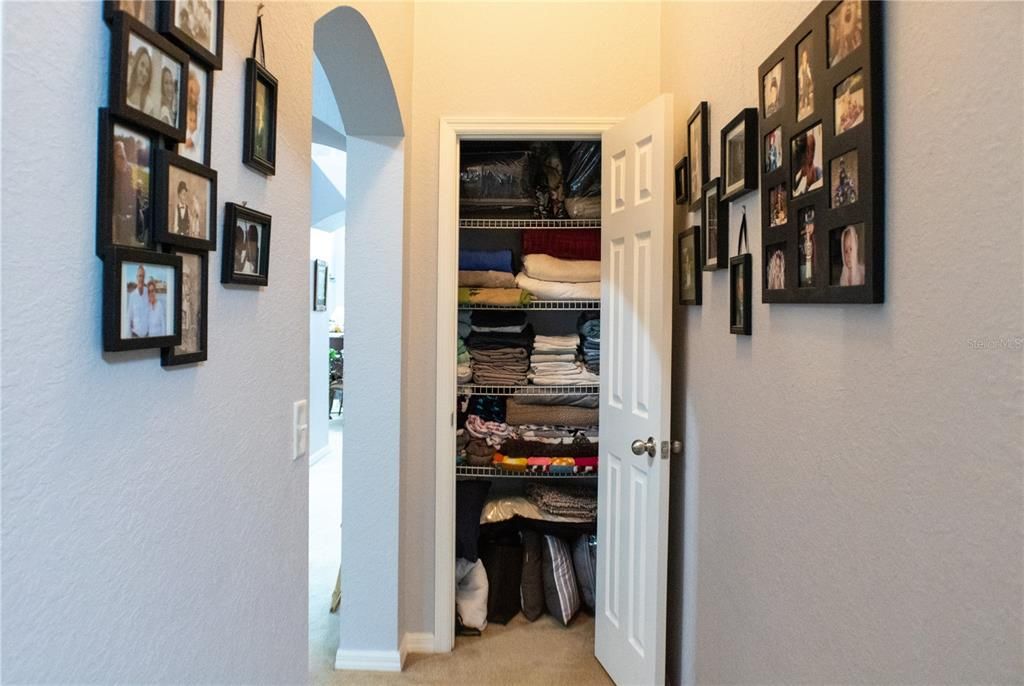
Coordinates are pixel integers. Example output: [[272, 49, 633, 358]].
[[573, 534, 597, 611], [542, 535, 580, 626]]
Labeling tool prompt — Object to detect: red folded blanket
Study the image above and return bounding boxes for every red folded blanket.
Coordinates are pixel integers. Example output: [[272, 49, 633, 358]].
[[522, 229, 600, 261]]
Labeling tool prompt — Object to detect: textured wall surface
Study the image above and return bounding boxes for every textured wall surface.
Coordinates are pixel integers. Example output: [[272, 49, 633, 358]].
[[661, 2, 1024, 683]]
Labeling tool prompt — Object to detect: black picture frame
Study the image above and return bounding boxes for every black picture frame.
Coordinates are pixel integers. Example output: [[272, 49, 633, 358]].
[[222, 202, 272, 286], [686, 102, 709, 211], [177, 62, 214, 167], [314, 259, 329, 311], [758, 0, 883, 304], [103, 247, 182, 352], [677, 226, 702, 306], [109, 12, 190, 142], [96, 108, 157, 257], [103, 0, 158, 29], [243, 58, 278, 176], [161, 247, 209, 367], [153, 149, 218, 252], [674, 156, 689, 205], [158, 0, 224, 70], [701, 178, 729, 271], [720, 108, 759, 202], [730, 254, 752, 335]]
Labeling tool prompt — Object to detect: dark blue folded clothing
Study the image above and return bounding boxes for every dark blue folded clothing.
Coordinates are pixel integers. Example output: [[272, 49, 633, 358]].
[[582, 338, 600, 351], [459, 249, 514, 273]]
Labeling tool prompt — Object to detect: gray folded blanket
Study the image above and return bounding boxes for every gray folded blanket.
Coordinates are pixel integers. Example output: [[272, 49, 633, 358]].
[[506, 400, 599, 427]]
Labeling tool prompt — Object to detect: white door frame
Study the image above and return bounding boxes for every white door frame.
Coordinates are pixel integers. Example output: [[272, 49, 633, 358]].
[[433, 116, 620, 652]]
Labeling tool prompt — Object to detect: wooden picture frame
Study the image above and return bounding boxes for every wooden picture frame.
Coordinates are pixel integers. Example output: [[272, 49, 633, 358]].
[[103, 0, 158, 29], [177, 62, 214, 166], [103, 247, 182, 352], [730, 254, 752, 335], [674, 156, 689, 205], [314, 259, 329, 311], [686, 102, 709, 211], [161, 248, 209, 366], [758, 0, 883, 304], [222, 202, 272, 286], [242, 58, 278, 176], [701, 178, 729, 271], [109, 12, 189, 142], [153, 149, 218, 252], [720, 108, 759, 202], [96, 108, 156, 256], [677, 226, 702, 306], [158, 0, 224, 70]]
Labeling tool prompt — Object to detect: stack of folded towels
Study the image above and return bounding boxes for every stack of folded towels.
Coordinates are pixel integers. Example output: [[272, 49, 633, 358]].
[[465, 314, 534, 386], [515, 253, 600, 301], [459, 249, 533, 307], [529, 334, 597, 386], [577, 312, 600, 375]]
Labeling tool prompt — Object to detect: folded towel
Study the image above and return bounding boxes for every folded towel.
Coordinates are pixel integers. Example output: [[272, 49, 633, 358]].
[[534, 334, 581, 349], [530, 361, 582, 373], [523, 254, 601, 283], [471, 324, 527, 333], [459, 270, 517, 288], [459, 287, 534, 307], [506, 401, 599, 427], [530, 353, 578, 363], [471, 310, 527, 327], [459, 249, 513, 273], [515, 273, 599, 300], [522, 229, 601, 261], [512, 394, 599, 409], [528, 367, 600, 386]]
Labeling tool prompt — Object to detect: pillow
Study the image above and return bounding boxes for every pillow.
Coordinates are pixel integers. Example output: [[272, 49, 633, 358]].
[[456, 480, 491, 562], [480, 533, 523, 624], [455, 558, 488, 632], [542, 535, 580, 626], [520, 530, 544, 621], [573, 534, 598, 611]]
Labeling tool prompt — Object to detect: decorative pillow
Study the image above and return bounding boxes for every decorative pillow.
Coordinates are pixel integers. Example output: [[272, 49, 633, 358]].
[[520, 530, 544, 621], [542, 535, 580, 626], [573, 534, 598, 611]]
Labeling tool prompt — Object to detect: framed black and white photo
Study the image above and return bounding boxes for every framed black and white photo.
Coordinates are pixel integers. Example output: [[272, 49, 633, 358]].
[[104, 0, 157, 29], [730, 254, 752, 336], [153, 149, 217, 252], [765, 242, 786, 292], [103, 247, 182, 352], [686, 102, 709, 211], [762, 60, 784, 119], [178, 62, 213, 166], [243, 58, 278, 176], [109, 12, 189, 141], [758, 0, 883, 303], [314, 259, 328, 312], [97, 109, 155, 256], [674, 156, 689, 206], [721, 108, 758, 202], [159, 0, 224, 70], [677, 226, 702, 306], [701, 178, 728, 271], [222, 203, 272, 286], [161, 248, 208, 366]]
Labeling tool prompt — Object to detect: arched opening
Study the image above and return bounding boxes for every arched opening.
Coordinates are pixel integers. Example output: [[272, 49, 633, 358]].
[[307, 5, 406, 675]]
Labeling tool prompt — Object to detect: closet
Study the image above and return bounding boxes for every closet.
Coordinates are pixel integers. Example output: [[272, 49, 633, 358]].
[[452, 139, 604, 643]]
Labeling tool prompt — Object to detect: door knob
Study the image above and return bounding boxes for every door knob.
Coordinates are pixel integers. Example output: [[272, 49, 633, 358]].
[[631, 437, 657, 457]]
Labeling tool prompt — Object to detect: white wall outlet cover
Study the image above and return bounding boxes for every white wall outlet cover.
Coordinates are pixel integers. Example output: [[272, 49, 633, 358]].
[[293, 399, 310, 460]]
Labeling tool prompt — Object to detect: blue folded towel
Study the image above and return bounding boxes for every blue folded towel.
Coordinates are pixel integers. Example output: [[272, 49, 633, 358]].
[[459, 249, 514, 273]]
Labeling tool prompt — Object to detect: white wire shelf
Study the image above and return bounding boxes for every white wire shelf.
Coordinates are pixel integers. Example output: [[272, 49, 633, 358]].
[[456, 465, 598, 479], [457, 384, 599, 396], [458, 300, 600, 311], [459, 218, 601, 230]]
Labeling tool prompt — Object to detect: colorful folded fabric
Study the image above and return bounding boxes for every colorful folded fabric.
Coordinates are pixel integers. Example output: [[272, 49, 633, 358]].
[[523, 254, 601, 284], [459, 287, 534, 307], [459, 249, 514, 273], [459, 270, 517, 288], [522, 229, 600, 261], [493, 453, 527, 471]]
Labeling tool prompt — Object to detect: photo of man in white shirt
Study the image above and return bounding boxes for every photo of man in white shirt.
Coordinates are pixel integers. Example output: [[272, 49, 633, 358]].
[[127, 264, 150, 337]]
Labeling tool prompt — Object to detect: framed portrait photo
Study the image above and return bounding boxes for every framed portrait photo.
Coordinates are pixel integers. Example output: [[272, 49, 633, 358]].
[[103, 247, 182, 352], [104, 0, 157, 29], [161, 248, 208, 367], [686, 102, 709, 211], [178, 62, 213, 166], [314, 259, 329, 311], [762, 60, 784, 119], [677, 226, 702, 306], [109, 12, 189, 142], [97, 109, 156, 256], [701, 178, 729, 271], [154, 149, 217, 252], [729, 254, 752, 336], [720, 108, 758, 202], [674, 156, 689, 206], [222, 203, 272, 286], [159, 0, 224, 70], [243, 58, 278, 176]]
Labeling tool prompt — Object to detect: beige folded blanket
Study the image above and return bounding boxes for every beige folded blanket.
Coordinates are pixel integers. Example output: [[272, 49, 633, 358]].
[[459, 287, 533, 306], [459, 270, 517, 288], [515, 273, 600, 300], [523, 254, 601, 283], [506, 400, 599, 427]]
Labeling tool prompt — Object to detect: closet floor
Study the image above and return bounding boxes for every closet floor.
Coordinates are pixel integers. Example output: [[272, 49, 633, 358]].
[[316, 614, 611, 685]]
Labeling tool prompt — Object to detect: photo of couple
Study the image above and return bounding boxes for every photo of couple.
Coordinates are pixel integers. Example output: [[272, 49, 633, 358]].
[[121, 262, 175, 340], [125, 31, 181, 128], [234, 222, 263, 276]]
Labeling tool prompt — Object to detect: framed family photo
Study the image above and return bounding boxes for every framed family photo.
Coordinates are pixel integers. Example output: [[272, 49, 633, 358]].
[[701, 178, 728, 271], [104, 0, 157, 29], [677, 226, 702, 306], [720, 108, 758, 202], [96, 109, 155, 256], [243, 58, 278, 176], [153, 149, 217, 252], [686, 102, 709, 211], [222, 203, 272, 286], [178, 62, 213, 166], [159, 0, 224, 70], [103, 247, 182, 352], [161, 248, 208, 366], [729, 254, 752, 336], [109, 12, 189, 141]]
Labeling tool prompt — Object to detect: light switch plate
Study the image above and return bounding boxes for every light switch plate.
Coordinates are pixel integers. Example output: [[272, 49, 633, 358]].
[[293, 399, 309, 460]]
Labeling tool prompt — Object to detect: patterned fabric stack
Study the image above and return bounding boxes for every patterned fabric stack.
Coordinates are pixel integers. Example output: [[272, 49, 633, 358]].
[[525, 483, 599, 519]]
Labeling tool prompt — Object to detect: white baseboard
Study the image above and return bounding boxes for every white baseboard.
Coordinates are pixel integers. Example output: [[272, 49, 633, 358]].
[[334, 633, 435, 673], [401, 632, 436, 657], [309, 445, 333, 467]]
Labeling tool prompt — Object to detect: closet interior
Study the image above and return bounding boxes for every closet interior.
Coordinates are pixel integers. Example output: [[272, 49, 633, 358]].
[[453, 139, 604, 639]]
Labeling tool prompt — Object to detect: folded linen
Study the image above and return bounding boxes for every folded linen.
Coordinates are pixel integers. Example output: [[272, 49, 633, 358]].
[[459, 270, 517, 288], [465, 414, 517, 447], [457, 363, 473, 384], [459, 287, 533, 307], [465, 438, 496, 466], [465, 395, 507, 423], [529, 353, 578, 363], [522, 229, 600, 261], [459, 249, 514, 273], [525, 483, 598, 518], [577, 311, 600, 338], [499, 439, 599, 459], [468, 347, 530, 363], [530, 361, 582, 373], [528, 368, 600, 386], [506, 400, 599, 427], [512, 394, 599, 409], [465, 328, 534, 351], [471, 324, 527, 333], [515, 274, 599, 301], [471, 310, 527, 328], [534, 334, 581, 350], [523, 254, 600, 283]]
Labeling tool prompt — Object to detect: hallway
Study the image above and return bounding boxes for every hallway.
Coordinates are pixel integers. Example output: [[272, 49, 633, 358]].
[[310, 420, 343, 676]]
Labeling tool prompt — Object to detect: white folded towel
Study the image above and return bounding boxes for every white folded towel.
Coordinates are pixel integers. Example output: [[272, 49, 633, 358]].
[[523, 254, 601, 283], [516, 273, 600, 300]]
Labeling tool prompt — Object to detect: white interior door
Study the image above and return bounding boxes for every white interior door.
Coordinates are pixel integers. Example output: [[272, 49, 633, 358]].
[[596, 94, 674, 686]]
